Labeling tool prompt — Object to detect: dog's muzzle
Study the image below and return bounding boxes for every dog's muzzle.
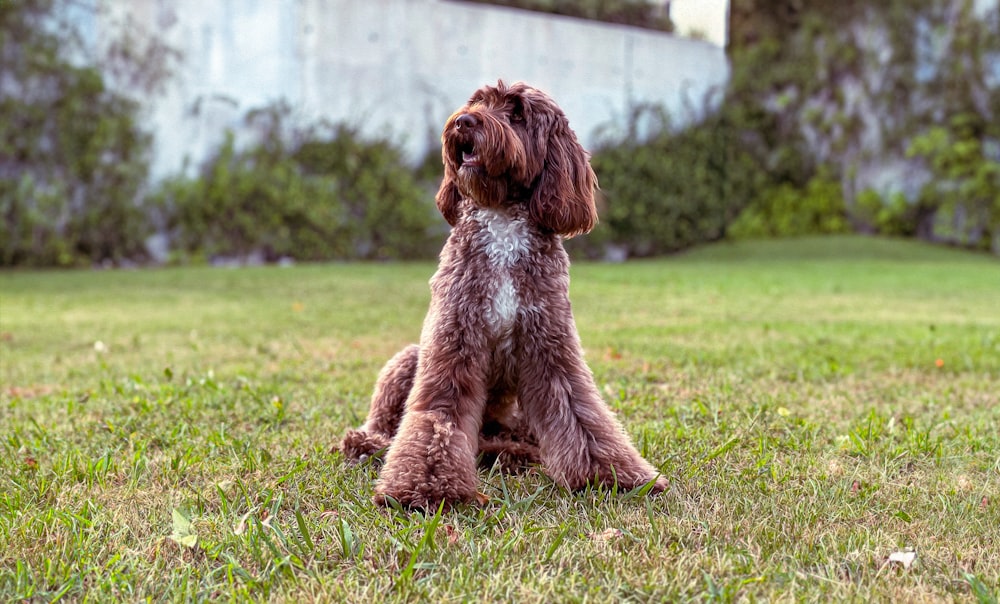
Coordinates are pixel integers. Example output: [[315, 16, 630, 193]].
[[451, 115, 482, 169]]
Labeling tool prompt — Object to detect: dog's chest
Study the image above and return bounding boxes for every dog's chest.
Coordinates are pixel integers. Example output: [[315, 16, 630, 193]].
[[475, 208, 530, 269], [473, 209, 530, 335]]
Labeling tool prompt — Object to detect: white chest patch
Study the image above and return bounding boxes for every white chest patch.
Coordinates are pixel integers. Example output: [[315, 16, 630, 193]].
[[474, 209, 528, 336], [485, 276, 519, 334], [475, 209, 530, 268]]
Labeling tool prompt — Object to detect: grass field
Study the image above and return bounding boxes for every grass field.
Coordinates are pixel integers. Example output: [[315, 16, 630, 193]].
[[1, 236, 998, 602]]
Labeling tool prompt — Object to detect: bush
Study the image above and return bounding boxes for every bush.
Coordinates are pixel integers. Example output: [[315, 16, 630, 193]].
[[906, 114, 1000, 251], [293, 125, 444, 260], [728, 173, 850, 239], [1, 0, 156, 266], [585, 108, 765, 257], [853, 188, 935, 238], [154, 110, 442, 263]]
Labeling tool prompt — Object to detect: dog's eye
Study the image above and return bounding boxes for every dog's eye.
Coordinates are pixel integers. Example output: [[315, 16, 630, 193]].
[[509, 107, 524, 123]]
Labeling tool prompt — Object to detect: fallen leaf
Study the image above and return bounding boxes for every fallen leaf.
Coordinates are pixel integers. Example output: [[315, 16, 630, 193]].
[[851, 480, 861, 495], [319, 510, 340, 521], [776, 406, 791, 417], [887, 549, 917, 569], [475, 491, 490, 505], [169, 508, 198, 548], [588, 528, 624, 542]]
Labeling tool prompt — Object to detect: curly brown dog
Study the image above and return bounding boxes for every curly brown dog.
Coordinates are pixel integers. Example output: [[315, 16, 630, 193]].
[[339, 81, 666, 509]]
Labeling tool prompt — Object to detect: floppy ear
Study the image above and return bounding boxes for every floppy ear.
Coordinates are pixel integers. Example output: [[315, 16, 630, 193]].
[[435, 154, 462, 227], [529, 120, 598, 237]]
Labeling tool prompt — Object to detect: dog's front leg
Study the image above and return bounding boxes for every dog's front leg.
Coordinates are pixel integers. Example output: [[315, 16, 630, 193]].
[[373, 346, 488, 509], [516, 313, 667, 494]]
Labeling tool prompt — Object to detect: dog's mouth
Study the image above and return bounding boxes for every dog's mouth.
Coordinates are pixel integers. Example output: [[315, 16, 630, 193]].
[[456, 140, 481, 169]]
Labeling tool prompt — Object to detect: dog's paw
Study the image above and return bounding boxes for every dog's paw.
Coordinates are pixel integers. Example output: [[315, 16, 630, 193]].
[[647, 474, 669, 494], [373, 476, 483, 511], [614, 472, 669, 496], [337, 429, 390, 462], [372, 491, 438, 512], [372, 489, 475, 512], [372, 410, 482, 509]]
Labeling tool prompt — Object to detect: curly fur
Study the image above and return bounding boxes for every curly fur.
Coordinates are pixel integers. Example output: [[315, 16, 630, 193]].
[[339, 81, 666, 509]]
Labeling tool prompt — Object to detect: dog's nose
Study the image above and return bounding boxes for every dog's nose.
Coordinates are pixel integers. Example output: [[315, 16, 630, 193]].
[[455, 113, 478, 130]]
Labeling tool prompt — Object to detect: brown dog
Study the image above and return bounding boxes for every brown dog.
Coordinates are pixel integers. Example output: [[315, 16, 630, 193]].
[[339, 81, 666, 509]]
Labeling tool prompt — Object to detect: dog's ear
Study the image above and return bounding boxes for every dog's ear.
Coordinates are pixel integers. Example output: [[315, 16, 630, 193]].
[[435, 155, 462, 227], [529, 120, 598, 238]]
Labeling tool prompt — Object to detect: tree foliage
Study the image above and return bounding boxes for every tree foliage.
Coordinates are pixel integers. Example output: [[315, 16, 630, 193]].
[[0, 0, 160, 265], [727, 0, 1000, 250], [907, 113, 1000, 250], [580, 0, 998, 256]]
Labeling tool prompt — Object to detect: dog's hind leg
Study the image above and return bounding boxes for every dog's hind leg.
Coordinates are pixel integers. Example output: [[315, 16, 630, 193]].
[[477, 435, 540, 473], [338, 344, 419, 463]]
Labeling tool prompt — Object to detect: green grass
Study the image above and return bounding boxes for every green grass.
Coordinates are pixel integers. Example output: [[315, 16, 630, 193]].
[[1, 236, 998, 602]]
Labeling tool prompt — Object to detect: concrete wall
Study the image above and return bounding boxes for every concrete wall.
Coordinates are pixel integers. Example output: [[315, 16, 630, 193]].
[[99, 0, 729, 178]]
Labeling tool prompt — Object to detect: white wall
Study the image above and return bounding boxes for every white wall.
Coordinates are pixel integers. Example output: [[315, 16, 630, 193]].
[[99, 0, 729, 179], [670, 0, 728, 46]]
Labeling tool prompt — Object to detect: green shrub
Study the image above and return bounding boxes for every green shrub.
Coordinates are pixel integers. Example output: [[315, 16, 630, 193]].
[[154, 110, 442, 263], [1, 0, 155, 266], [853, 188, 933, 238], [0, 175, 74, 267], [906, 114, 1000, 251], [729, 173, 850, 239], [585, 108, 765, 257], [293, 125, 444, 260], [154, 134, 330, 262]]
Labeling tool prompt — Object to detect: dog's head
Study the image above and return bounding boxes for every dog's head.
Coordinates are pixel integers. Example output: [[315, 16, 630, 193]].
[[436, 81, 598, 237]]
